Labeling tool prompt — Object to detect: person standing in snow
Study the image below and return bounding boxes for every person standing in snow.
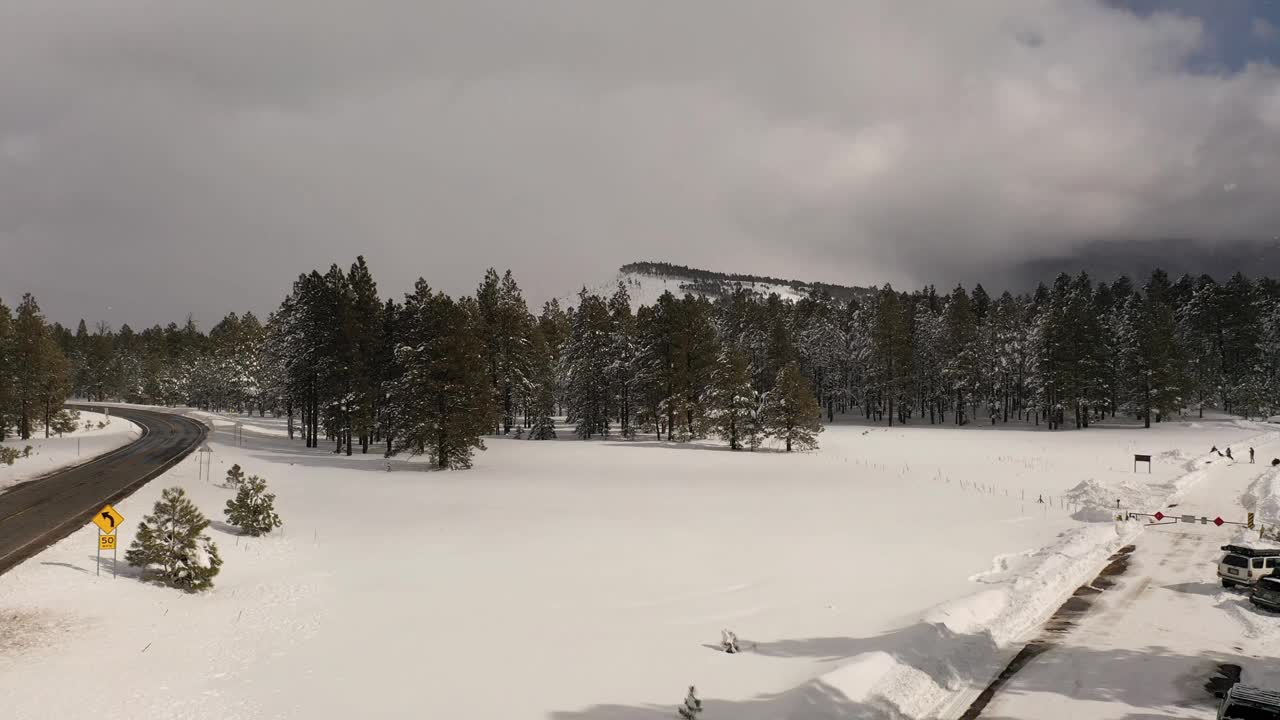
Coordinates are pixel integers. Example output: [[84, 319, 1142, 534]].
[[1226, 447, 1234, 460], [1250, 447, 1255, 464]]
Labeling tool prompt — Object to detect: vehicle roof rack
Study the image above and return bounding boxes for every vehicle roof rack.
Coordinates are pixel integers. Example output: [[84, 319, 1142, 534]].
[[1227, 684, 1280, 708], [1220, 544, 1280, 557]]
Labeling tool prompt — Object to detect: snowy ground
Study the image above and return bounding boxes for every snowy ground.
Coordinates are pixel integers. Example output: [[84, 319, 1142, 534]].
[[983, 430, 1280, 719], [0, 408, 1269, 719], [0, 410, 142, 492]]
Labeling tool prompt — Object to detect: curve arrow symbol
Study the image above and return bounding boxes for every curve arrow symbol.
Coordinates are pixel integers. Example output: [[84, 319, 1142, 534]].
[[101, 512, 116, 529]]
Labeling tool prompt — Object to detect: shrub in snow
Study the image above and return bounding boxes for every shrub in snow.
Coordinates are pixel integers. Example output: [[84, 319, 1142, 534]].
[[761, 363, 824, 452], [0, 447, 19, 466], [22, 445, 32, 458], [720, 629, 739, 654], [126, 487, 222, 592], [49, 409, 80, 437], [224, 463, 246, 488], [225, 475, 282, 537], [677, 686, 702, 719]]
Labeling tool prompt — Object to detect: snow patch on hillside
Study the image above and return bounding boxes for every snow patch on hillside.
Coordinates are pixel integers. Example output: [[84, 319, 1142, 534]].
[[560, 268, 809, 310]]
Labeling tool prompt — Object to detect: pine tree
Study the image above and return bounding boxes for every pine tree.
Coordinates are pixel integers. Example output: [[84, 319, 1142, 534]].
[[347, 257, 386, 453], [607, 282, 637, 437], [0, 300, 14, 441], [224, 475, 282, 536], [224, 463, 246, 488], [709, 348, 756, 450], [388, 281, 493, 469], [677, 686, 702, 720], [872, 285, 913, 425], [496, 271, 532, 435], [12, 295, 63, 440], [762, 363, 824, 452], [527, 328, 559, 440], [476, 268, 503, 434], [563, 290, 613, 439], [126, 487, 222, 592]]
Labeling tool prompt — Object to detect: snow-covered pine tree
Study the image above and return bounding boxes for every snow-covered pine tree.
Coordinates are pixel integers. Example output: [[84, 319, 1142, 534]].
[[720, 628, 740, 653], [347, 255, 386, 454], [125, 487, 222, 592], [762, 362, 823, 452], [527, 326, 559, 440], [224, 475, 282, 536], [709, 348, 756, 450], [388, 281, 493, 469], [677, 686, 702, 719], [607, 282, 637, 437], [224, 463, 246, 488], [496, 270, 533, 435], [563, 290, 613, 439]]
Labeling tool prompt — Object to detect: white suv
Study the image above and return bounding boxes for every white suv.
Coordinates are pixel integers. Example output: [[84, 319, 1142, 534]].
[[1219, 544, 1280, 589]]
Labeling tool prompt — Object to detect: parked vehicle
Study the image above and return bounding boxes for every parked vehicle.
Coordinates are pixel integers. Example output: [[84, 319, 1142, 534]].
[[1218, 684, 1280, 719], [1218, 545, 1280, 589], [1252, 576, 1280, 613]]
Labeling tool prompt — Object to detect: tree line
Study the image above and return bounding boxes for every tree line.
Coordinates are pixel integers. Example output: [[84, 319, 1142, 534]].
[[6, 262, 1278, 468]]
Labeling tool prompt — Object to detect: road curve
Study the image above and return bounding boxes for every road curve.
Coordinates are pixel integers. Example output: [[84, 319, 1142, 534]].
[[0, 404, 207, 577]]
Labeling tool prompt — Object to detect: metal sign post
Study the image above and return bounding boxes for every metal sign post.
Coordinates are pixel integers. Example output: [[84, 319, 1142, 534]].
[[198, 445, 213, 483], [92, 504, 124, 579], [1133, 454, 1152, 473]]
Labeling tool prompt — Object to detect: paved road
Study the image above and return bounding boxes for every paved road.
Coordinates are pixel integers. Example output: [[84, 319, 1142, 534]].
[[0, 404, 206, 577]]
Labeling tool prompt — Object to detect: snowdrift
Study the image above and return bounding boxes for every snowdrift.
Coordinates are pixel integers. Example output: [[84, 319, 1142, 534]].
[[1241, 466, 1280, 529], [770, 523, 1136, 718]]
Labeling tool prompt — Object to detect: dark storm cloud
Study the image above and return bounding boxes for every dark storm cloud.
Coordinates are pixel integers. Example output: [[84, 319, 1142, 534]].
[[1, 1, 1278, 326]]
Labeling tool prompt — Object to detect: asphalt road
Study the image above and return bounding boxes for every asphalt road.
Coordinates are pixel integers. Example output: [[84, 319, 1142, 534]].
[[0, 404, 207, 577]]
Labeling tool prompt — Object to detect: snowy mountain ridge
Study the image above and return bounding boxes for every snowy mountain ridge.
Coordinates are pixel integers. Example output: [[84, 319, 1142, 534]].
[[559, 261, 874, 310]]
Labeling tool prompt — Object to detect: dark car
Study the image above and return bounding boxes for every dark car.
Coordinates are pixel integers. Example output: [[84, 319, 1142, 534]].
[[1252, 576, 1280, 613]]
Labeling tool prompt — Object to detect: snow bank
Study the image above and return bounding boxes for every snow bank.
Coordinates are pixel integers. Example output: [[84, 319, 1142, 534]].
[[1241, 466, 1280, 529], [1064, 477, 1159, 522], [798, 522, 1136, 718]]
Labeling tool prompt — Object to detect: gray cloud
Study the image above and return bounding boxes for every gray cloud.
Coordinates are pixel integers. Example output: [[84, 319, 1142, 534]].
[[1, 1, 1278, 326]]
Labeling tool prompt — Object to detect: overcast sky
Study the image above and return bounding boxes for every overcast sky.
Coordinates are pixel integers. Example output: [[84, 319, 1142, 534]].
[[1, 0, 1278, 327]]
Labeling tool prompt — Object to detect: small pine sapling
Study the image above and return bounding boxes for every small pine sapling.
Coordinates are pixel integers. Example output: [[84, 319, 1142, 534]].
[[720, 629, 739, 654], [224, 475, 282, 536], [125, 487, 222, 592], [677, 686, 702, 719], [224, 463, 246, 488], [50, 410, 80, 437], [0, 447, 19, 466]]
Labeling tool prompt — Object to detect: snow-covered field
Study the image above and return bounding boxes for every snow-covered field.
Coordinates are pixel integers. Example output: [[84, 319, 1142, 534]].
[[0, 410, 1270, 719], [0, 410, 141, 492]]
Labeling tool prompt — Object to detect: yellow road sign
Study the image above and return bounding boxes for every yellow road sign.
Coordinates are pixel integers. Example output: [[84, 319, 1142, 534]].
[[99, 534, 117, 551], [92, 505, 125, 534]]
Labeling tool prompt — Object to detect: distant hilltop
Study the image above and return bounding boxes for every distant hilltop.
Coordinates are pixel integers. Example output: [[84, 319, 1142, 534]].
[[560, 261, 874, 309]]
